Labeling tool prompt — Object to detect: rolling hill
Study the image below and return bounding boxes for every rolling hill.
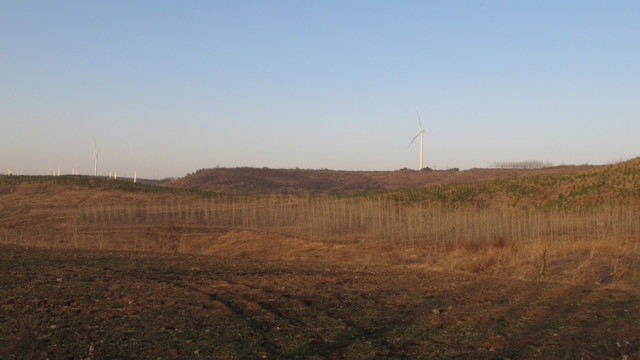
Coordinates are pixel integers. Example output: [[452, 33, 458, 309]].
[[163, 164, 594, 196], [2, 159, 640, 358], [1, 157, 638, 284], [362, 157, 640, 209]]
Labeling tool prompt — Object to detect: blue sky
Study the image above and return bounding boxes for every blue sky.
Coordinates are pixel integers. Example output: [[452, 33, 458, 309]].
[[2, 1, 639, 178]]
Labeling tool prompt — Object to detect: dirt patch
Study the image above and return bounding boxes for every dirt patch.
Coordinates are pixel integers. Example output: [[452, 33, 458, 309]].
[[1, 244, 638, 359]]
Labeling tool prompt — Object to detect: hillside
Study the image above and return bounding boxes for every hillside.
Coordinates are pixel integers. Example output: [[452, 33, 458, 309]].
[[3, 160, 640, 359], [163, 165, 593, 196], [1, 157, 639, 287], [365, 157, 640, 209]]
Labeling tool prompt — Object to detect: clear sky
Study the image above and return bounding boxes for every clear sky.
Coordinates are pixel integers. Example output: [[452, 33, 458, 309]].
[[2, 1, 639, 179]]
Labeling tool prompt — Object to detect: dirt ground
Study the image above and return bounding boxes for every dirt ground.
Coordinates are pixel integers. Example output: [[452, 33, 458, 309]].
[[1, 244, 638, 359]]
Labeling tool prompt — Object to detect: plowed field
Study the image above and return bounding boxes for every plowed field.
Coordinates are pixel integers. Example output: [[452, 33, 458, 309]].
[[1, 244, 638, 359]]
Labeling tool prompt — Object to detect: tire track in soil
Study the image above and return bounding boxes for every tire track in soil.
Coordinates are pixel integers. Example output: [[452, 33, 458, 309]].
[[168, 274, 402, 358], [4, 245, 640, 359], [256, 291, 398, 358], [187, 280, 366, 358], [251, 276, 408, 357], [159, 280, 282, 357]]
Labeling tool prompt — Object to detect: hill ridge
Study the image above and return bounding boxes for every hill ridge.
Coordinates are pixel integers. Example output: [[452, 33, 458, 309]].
[[163, 164, 595, 196]]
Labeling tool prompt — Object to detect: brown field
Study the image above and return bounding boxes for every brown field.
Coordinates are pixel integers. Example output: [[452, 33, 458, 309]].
[[2, 244, 639, 359], [1, 159, 639, 358]]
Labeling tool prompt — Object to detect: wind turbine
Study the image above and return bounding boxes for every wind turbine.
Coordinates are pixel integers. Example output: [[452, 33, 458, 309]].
[[408, 112, 426, 170], [93, 139, 100, 176]]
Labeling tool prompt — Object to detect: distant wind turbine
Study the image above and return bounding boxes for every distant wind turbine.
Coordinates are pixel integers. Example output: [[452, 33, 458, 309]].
[[93, 139, 100, 176], [408, 112, 426, 170]]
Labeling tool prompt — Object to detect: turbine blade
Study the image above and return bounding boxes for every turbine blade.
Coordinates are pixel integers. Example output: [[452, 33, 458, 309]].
[[416, 112, 423, 131], [408, 132, 420, 147]]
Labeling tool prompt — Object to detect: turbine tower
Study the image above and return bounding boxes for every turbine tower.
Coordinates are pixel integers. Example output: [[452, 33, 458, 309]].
[[408, 112, 426, 170], [93, 139, 100, 176]]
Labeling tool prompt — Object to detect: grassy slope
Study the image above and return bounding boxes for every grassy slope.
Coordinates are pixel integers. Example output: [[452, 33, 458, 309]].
[[359, 157, 640, 209], [3, 158, 635, 207]]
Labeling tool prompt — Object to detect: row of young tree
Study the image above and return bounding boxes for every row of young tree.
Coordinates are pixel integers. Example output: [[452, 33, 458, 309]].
[[490, 160, 554, 169], [59, 195, 638, 253]]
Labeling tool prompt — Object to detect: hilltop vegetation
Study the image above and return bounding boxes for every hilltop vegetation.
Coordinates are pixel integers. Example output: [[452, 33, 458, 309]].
[[163, 164, 592, 196], [358, 157, 640, 209]]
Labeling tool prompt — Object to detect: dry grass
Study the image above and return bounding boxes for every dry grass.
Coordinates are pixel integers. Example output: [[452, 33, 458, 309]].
[[2, 158, 639, 289], [2, 189, 639, 289]]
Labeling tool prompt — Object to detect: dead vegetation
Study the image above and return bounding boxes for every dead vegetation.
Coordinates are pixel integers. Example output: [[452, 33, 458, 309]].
[[2, 159, 640, 288], [1, 159, 640, 358]]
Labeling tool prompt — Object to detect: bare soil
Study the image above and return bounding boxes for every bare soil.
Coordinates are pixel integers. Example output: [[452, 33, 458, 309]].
[[1, 244, 639, 359]]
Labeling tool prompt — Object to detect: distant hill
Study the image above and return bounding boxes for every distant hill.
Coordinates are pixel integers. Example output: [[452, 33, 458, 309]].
[[163, 165, 595, 196], [363, 157, 640, 209]]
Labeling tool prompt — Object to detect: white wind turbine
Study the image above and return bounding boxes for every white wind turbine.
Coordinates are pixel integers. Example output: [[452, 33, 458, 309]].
[[408, 112, 426, 170], [93, 139, 100, 176]]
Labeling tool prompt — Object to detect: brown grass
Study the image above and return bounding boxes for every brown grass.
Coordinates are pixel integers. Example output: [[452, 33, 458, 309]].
[[2, 162, 640, 289]]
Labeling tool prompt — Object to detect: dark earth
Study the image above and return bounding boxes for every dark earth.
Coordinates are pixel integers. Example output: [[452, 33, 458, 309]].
[[1, 244, 638, 359]]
